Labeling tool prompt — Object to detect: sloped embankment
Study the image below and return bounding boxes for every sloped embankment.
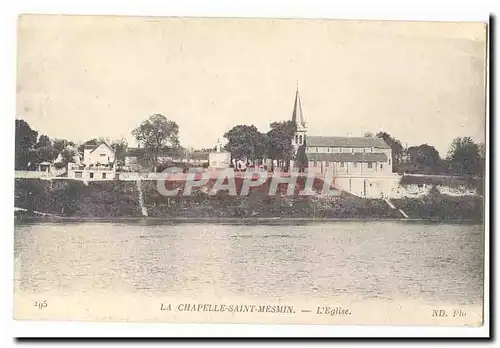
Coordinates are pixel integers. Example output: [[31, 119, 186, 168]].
[[15, 179, 142, 217], [140, 177, 401, 219], [392, 191, 483, 221], [15, 178, 483, 221]]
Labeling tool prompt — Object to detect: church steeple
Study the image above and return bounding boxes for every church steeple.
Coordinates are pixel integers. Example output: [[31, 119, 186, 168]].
[[291, 85, 307, 151], [291, 86, 306, 131]]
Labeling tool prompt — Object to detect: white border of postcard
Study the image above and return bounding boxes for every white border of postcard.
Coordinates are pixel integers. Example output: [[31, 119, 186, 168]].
[[2, 0, 493, 340]]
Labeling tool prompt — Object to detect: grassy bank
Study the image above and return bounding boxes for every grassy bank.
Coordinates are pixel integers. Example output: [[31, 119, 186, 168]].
[[141, 177, 403, 219], [392, 189, 484, 221], [14, 178, 484, 221], [15, 179, 142, 217]]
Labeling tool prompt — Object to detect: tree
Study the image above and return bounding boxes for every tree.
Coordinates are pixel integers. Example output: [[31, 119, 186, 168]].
[[15, 119, 38, 170], [447, 137, 482, 175], [53, 139, 75, 155], [478, 142, 486, 177], [376, 131, 404, 172], [295, 144, 308, 172], [224, 125, 266, 166], [110, 138, 128, 164], [406, 144, 442, 173], [78, 138, 99, 153], [364, 132, 374, 137], [132, 114, 180, 165], [34, 134, 56, 163], [54, 146, 79, 169], [266, 120, 296, 171]]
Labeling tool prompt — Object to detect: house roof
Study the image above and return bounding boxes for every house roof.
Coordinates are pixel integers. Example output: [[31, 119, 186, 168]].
[[124, 147, 145, 157], [89, 142, 114, 153], [307, 152, 388, 163], [307, 136, 391, 149], [124, 147, 181, 158]]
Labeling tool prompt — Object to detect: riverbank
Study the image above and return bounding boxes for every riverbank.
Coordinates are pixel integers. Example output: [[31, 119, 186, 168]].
[[14, 215, 483, 225], [14, 178, 484, 222]]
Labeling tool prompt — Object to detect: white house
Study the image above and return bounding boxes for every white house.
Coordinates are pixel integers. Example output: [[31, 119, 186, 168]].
[[83, 142, 115, 167], [67, 142, 116, 181], [290, 88, 401, 198]]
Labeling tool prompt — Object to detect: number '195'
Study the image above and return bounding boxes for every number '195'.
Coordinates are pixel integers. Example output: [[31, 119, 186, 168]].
[[34, 301, 47, 309]]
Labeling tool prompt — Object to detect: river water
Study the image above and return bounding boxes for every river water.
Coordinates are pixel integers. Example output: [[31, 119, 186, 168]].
[[14, 221, 484, 306]]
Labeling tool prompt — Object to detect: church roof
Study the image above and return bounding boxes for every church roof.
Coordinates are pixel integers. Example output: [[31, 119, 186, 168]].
[[307, 136, 391, 149], [307, 152, 388, 163]]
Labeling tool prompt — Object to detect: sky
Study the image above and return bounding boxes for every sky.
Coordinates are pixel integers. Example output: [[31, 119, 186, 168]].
[[16, 15, 487, 156]]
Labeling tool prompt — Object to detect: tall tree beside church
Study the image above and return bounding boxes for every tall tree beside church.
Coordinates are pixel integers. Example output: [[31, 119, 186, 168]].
[[266, 120, 296, 170], [447, 137, 482, 175], [224, 125, 266, 166], [406, 144, 442, 174], [15, 119, 38, 170], [132, 114, 180, 165], [376, 131, 404, 172]]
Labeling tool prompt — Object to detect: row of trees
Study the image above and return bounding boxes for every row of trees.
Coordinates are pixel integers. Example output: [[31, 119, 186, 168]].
[[368, 131, 485, 176], [15, 114, 183, 171], [15, 119, 130, 170], [15, 114, 486, 177], [224, 120, 297, 170]]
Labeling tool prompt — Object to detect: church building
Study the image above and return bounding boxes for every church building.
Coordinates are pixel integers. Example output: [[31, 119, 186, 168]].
[[290, 88, 393, 177], [289, 88, 400, 198]]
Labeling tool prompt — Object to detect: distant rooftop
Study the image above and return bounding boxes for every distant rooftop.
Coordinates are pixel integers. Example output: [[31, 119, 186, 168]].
[[307, 152, 388, 163], [307, 136, 391, 149]]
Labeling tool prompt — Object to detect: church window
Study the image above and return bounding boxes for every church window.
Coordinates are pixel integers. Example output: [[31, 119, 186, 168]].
[[315, 147, 319, 153], [325, 162, 330, 167], [353, 162, 358, 168], [340, 162, 345, 167], [327, 147, 330, 152], [295, 135, 298, 144], [380, 164, 383, 169], [313, 161, 318, 167], [339, 148, 343, 153], [388, 159, 391, 165], [368, 162, 373, 169], [299, 135, 303, 144]]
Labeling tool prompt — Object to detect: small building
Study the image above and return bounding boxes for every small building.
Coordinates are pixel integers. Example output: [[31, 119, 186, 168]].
[[67, 142, 116, 181], [123, 147, 145, 171], [37, 161, 54, 178], [209, 140, 231, 169]]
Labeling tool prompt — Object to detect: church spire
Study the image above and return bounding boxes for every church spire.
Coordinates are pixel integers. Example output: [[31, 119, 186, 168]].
[[291, 86, 306, 130]]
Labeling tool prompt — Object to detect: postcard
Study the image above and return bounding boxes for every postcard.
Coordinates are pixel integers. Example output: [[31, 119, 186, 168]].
[[14, 15, 487, 328]]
